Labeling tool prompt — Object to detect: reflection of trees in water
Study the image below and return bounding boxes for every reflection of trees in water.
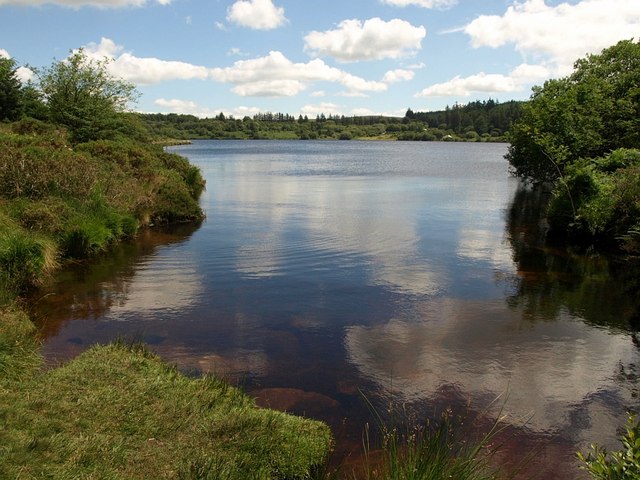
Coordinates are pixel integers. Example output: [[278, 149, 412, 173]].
[[505, 184, 639, 332], [29, 224, 201, 340]]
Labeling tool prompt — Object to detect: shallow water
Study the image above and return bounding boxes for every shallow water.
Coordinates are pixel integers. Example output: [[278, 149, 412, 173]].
[[31, 140, 640, 479]]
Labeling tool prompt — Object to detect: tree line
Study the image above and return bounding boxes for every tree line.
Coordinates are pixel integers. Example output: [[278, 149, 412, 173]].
[[138, 99, 522, 143]]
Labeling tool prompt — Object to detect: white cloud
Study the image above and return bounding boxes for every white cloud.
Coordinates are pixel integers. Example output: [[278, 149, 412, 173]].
[[351, 107, 405, 117], [0, 0, 170, 7], [0, 48, 35, 82], [154, 98, 260, 119], [211, 50, 387, 97], [300, 102, 343, 117], [16, 66, 35, 83], [310, 90, 326, 98], [510, 62, 551, 82], [416, 62, 551, 97], [382, 69, 415, 84], [380, 0, 456, 8], [464, 0, 640, 75], [155, 98, 207, 115], [416, 73, 519, 97], [407, 62, 426, 70], [227, 47, 249, 57], [227, 0, 287, 30], [83, 38, 210, 85], [80, 40, 387, 98], [304, 17, 426, 62]]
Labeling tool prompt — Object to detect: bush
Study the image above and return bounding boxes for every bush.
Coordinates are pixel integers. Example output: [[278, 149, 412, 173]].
[[152, 170, 204, 224], [578, 414, 640, 480], [547, 149, 640, 251]]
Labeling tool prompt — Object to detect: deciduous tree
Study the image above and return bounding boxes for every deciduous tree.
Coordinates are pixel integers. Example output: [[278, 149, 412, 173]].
[[36, 49, 138, 143]]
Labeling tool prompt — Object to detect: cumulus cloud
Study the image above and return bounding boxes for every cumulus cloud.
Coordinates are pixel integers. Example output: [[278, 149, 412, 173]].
[[83, 38, 210, 85], [210, 50, 387, 97], [464, 0, 640, 75], [0, 0, 169, 7], [16, 66, 35, 82], [416, 63, 551, 97], [0, 48, 35, 82], [351, 107, 405, 117], [382, 69, 415, 84], [226, 0, 287, 30], [417, 73, 519, 97], [154, 98, 260, 119], [300, 102, 343, 117], [380, 0, 456, 8], [77, 39, 387, 98], [304, 17, 426, 62]]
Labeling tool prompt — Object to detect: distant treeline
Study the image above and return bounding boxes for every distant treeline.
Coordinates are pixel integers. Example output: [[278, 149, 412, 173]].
[[138, 99, 523, 142], [406, 99, 523, 136]]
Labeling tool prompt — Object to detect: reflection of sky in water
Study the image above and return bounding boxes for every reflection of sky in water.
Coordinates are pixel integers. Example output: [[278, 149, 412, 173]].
[[105, 253, 204, 320], [192, 141, 519, 298], [34, 140, 640, 477], [344, 297, 637, 437]]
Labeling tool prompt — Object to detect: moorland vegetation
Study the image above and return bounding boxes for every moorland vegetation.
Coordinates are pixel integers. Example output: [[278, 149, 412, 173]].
[[1, 39, 640, 478], [0, 50, 331, 478]]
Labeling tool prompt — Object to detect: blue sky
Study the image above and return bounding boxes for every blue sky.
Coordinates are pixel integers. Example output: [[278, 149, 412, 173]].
[[1, 0, 639, 118]]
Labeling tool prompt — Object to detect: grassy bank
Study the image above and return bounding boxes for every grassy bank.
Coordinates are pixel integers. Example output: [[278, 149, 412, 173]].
[[0, 118, 331, 478], [0, 118, 205, 293], [0, 313, 330, 479]]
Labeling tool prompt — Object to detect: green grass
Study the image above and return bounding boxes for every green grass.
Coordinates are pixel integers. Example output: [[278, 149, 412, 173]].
[[0, 119, 332, 479], [0, 336, 331, 479], [353, 410, 507, 480], [0, 305, 41, 382]]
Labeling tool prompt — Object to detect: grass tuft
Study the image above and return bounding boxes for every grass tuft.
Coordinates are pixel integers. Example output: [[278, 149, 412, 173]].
[[352, 394, 512, 480]]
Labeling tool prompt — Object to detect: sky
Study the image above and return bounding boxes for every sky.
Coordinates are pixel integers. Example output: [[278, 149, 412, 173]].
[[0, 0, 639, 118]]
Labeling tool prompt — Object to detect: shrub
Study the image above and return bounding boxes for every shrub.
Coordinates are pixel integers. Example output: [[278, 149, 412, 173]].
[[547, 149, 640, 251], [578, 414, 640, 480], [0, 216, 57, 293], [151, 170, 204, 224]]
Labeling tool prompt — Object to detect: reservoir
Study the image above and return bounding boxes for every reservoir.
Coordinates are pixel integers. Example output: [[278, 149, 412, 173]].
[[31, 140, 640, 479]]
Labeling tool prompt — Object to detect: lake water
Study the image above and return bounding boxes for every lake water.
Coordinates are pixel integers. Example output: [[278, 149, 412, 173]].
[[31, 141, 640, 479]]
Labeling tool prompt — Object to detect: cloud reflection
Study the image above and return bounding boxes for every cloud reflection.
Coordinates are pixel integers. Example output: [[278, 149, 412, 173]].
[[345, 297, 638, 434], [223, 172, 443, 295]]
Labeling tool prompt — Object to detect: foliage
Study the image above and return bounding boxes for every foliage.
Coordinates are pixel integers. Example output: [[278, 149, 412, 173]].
[[578, 414, 640, 480], [0, 56, 23, 121], [0, 211, 58, 301], [0, 121, 204, 292], [546, 149, 640, 249], [138, 99, 520, 143], [36, 49, 139, 143], [0, 339, 331, 479], [507, 39, 640, 184], [407, 99, 522, 137]]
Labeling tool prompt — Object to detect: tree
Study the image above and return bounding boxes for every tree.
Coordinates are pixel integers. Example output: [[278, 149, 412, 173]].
[[507, 39, 640, 184], [36, 49, 138, 143], [0, 56, 22, 121]]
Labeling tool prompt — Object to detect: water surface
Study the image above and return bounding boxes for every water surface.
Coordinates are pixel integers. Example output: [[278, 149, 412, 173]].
[[32, 141, 640, 479]]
